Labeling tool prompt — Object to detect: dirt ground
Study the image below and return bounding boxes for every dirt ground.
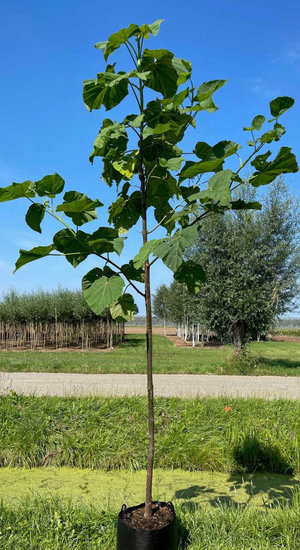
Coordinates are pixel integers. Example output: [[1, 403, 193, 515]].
[[125, 326, 300, 345], [125, 326, 176, 335]]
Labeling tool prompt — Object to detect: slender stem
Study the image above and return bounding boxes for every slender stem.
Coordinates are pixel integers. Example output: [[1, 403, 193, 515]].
[[129, 82, 141, 109], [95, 252, 145, 298], [125, 42, 138, 69], [27, 197, 77, 236], [136, 36, 155, 520], [147, 199, 185, 235]]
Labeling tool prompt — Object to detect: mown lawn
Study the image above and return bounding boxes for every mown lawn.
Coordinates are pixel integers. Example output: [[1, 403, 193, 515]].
[[0, 334, 299, 375]]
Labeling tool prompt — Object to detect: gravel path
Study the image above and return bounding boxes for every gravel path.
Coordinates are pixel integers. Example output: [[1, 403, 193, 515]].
[[1, 372, 300, 399]]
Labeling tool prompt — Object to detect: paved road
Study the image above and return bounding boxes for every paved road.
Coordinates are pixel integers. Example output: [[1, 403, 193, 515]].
[[1, 372, 300, 399]]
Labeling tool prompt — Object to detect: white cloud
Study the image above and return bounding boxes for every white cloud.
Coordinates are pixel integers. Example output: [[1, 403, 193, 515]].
[[286, 42, 300, 63], [246, 77, 263, 94]]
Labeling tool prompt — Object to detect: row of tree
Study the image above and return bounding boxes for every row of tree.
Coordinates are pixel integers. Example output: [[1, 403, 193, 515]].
[[0, 288, 100, 323], [153, 180, 300, 352]]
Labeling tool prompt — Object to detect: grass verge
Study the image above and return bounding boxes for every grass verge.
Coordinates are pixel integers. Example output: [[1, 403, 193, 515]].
[[0, 335, 299, 375], [1, 495, 300, 549], [1, 394, 300, 473]]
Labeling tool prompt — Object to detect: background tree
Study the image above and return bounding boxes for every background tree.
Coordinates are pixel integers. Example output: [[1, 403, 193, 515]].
[[0, 20, 298, 524], [187, 179, 300, 352], [152, 284, 171, 335]]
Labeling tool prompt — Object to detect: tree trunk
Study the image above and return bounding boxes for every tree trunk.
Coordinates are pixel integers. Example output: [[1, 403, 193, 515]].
[[163, 317, 166, 336], [144, 261, 154, 519], [232, 320, 247, 354], [139, 157, 154, 520]]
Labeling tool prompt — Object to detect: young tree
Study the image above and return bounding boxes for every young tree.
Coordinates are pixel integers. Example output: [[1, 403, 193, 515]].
[[186, 179, 300, 352], [0, 20, 298, 523], [152, 284, 171, 334]]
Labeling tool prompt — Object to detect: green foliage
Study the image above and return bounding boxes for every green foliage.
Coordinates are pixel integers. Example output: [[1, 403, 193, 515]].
[[160, 180, 300, 347], [221, 348, 262, 375], [0, 288, 104, 323], [0, 19, 297, 324]]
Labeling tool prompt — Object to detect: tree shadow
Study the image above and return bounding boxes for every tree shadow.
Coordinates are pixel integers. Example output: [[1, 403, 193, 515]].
[[233, 434, 294, 475], [260, 357, 300, 370], [121, 337, 145, 348], [175, 485, 212, 499]]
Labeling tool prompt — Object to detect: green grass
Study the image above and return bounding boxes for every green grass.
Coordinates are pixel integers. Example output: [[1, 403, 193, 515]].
[[0, 334, 300, 374], [1, 394, 300, 474], [1, 495, 300, 549], [1, 467, 299, 509]]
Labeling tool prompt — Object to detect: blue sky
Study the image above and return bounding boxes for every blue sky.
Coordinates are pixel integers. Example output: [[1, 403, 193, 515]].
[[0, 0, 299, 314]]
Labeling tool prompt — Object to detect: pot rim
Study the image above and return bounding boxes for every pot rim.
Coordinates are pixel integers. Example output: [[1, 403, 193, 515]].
[[118, 501, 176, 533]]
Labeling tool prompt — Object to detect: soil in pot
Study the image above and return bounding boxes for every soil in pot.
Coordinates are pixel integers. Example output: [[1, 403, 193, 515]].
[[117, 501, 177, 550]]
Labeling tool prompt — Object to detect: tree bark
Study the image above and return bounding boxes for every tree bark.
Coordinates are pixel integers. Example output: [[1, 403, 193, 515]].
[[232, 320, 247, 354], [140, 163, 154, 520]]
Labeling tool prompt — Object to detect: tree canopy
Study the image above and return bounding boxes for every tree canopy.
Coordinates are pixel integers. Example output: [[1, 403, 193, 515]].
[[155, 179, 300, 351]]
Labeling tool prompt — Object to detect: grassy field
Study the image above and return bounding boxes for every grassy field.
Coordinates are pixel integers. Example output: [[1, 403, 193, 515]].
[[1, 494, 300, 549], [1, 394, 300, 474], [0, 334, 299, 375]]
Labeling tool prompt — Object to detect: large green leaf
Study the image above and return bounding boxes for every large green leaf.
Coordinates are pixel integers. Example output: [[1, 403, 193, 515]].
[[259, 123, 285, 144], [95, 20, 163, 61], [133, 240, 159, 268], [83, 274, 125, 315], [56, 191, 103, 226], [141, 49, 178, 98], [231, 200, 262, 211], [159, 157, 184, 171], [83, 71, 129, 112], [179, 141, 239, 182], [113, 153, 138, 180], [53, 229, 90, 267], [174, 260, 206, 293], [152, 225, 199, 272], [0, 181, 35, 202], [243, 115, 265, 132], [250, 147, 299, 187], [194, 140, 240, 161], [108, 191, 141, 230], [172, 57, 192, 85], [140, 19, 164, 37], [189, 169, 232, 206], [89, 120, 128, 163], [269, 96, 294, 119], [110, 293, 137, 321], [121, 260, 144, 282], [95, 24, 141, 61], [25, 203, 45, 233], [14, 245, 54, 272], [185, 80, 226, 113], [89, 227, 125, 256], [82, 267, 111, 290], [35, 173, 65, 198]]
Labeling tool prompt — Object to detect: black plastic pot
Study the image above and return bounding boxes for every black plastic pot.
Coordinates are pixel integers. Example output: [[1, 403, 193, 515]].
[[117, 501, 177, 550]]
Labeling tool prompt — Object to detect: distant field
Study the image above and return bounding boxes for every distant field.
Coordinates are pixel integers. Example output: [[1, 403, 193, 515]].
[[0, 333, 299, 375]]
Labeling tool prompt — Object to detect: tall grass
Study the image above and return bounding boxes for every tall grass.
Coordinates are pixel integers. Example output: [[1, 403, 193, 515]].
[[1, 394, 300, 474], [1, 496, 300, 549]]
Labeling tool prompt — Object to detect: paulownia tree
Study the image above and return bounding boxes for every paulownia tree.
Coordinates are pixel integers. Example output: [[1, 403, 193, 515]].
[[0, 20, 298, 520]]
